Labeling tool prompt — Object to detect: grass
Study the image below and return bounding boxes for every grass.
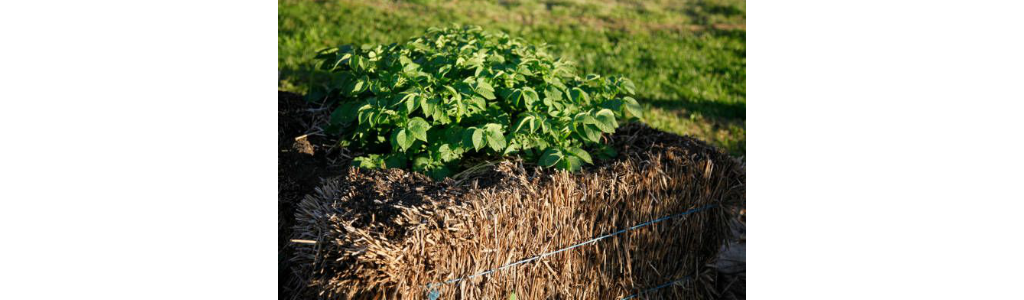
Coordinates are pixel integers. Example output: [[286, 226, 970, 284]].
[[279, 0, 745, 156]]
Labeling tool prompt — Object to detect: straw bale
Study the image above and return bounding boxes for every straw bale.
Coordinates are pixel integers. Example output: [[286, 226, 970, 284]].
[[289, 123, 745, 299]]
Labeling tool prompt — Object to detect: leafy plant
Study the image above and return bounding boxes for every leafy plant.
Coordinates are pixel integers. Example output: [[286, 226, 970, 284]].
[[310, 25, 641, 178]]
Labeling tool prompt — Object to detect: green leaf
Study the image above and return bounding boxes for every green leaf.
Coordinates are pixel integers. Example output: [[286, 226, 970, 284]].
[[352, 79, 366, 94], [437, 143, 459, 162], [383, 153, 407, 169], [330, 102, 360, 126], [507, 89, 523, 107], [569, 87, 589, 104], [349, 55, 363, 71], [488, 53, 505, 64], [426, 165, 451, 180], [352, 156, 380, 169], [539, 117, 553, 134], [601, 98, 623, 112], [483, 123, 506, 151], [581, 114, 598, 126], [512, 114, 536, 133], [402, 93, 419, 113], [432, 103, 451, 124], [314, 47, 338, 60], [566, 147, 593, 164], [421, 96, 438, 116], [399, 55, 413, 66], [603, 145, 618, 158], [538, 148, 562, 167], [463, 127, 485, 151], [477, 87, 495, 100], [357, 108, 372, 126], [521, 87, 540, 108], [407, 117, 431, 142], [594, 109, 617, 133], [619, 78, 636, 95], [476, 79, 496, 100], [412, 156, 432, 171], [468, 96, 487, 112], [444, 85, 460, 102], [623, 96, 643, 119], [561, 155, 583, 171], [582, 124, 602, 142], [352, 54, 368, 72], [400, 55, 420, 73], [502, 140, 520, 155], [543, 86, 563, 104], [443, 126, 465, 146], [394, 129, 414, 151]]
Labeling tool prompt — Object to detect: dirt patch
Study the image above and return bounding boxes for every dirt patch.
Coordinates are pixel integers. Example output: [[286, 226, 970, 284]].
[[279, 91, 348, 299], [320, 168, 465, 238]]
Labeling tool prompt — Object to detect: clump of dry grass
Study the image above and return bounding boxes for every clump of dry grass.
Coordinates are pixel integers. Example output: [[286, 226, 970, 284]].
[[288, 123, 744, 299]]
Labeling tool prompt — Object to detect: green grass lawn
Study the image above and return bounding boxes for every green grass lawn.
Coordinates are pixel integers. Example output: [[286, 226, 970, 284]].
[[279, 0, 745, 155]]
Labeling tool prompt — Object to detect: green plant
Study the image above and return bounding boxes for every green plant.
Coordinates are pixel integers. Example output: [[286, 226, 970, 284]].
[[311, 25, 642, 178]]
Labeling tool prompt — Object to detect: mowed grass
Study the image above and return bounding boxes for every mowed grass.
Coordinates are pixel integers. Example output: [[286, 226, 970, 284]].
[[279, 0, 745, 155]]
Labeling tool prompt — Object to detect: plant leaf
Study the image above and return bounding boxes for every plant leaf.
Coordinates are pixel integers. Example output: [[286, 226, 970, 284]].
[[421, 96, 439, 117], [330, 102, 360, 126], [383, 153, 407, 169], [463, 127, 485, 151], [569, 87, 589, 105], [476, 79, 496, 100], [400, 93, 417, 113], [543, 86, 563, 104], [407, 117, 431, 142], [512, 114, 536, 133], [394, 129, 414, 151], [582, 124, 602, 142], [601, 98, 623, 112], [566, 147, 593, 164], [352, 156, 379, 169], [522, 87, 540, 108], [437, 143, 459, 162], [619, 78, 636, 95], [507, 89, 523, 107], [412, 155, 432, 171], [594, 109, 617, 133], [351, 79, 366, 94], [623, 96, 643, 119], [538, 148, 562, 167], [483, 123, 506, 151], [562, 155, 582, 171]]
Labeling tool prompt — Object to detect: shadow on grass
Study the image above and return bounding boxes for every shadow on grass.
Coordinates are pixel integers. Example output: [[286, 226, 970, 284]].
[[279, 62, 326, 94], [685, 0, 746, 26], [644, 97, 745, 123]]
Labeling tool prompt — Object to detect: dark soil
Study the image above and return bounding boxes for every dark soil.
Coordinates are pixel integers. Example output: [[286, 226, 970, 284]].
[[327, 168, 464, 233], [278, 91, 347, 299]]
